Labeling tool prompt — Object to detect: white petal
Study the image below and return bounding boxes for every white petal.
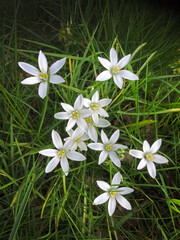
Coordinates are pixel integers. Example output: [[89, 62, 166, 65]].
[[153, 154, 168, 164], [61, 103, 74, 113], [77, 118, 88, 132], [119, 70, 139, 80], [101, 130, 109, 144], [92, 91, 99, 102], [98, 108, 109, 117], [39, 149, 58, 157], [108, 197, 116, 216], [66, 118, 76, 131], [143, 140, 150, 153], [66, 151, 85, 161], [88, 126, 98, 142], [18, 62, 40, 76], [49, 58, 66, 75], [83, 98, 91, 107], [110, 130, 119, 144], [73, 127, 84, 138], [147, 160, 156, 178], [97, 181, 110, 191], [93, 192, 109, 205], [110, 48, 118, 65], [129, 149, 144, 159], [96, 118, 111, 128], [21, 77, 41, 85], [92, 113, 99, 124], [38, 82, 48, 99], [61, 157, 69, 176], [150, 139, 162, 154], [117, 187, 134, 195], [45, 156, 59, 173], [113, 75, 123, 89], [52, 130, 63, 149], [38, 50, 48, 72], [88, 143, 104, 151], [54, 112, 69, 119], [78, 141, 87, 151], [109, 151, 121, 167], [99, 150, 108, 164], [64, 139, 74, 150], [116, 195, 132, 210], [113, 144, 127, 151], [80, 109, 92, 118], [99, 98, 111, 107], [98, 57, 112, 70], [117, 54, 131, 69], [49, 75, 65, 84], [96, 70, 112, 81], [111, 172, 122, 186], [74, 95, 83, 110], [137, 158, 147, 170]]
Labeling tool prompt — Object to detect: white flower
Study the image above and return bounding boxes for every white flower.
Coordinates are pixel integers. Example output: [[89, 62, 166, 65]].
[[39, 130, 86, 176], [96, 48, 139, 89], [54, 95, 92, 132], [64, 127, 89, 151], [88, 130, 127, 167], [129, 139, 169, 178], [83, 91, 111, 124], [18, 50, 66, 99], [93, 172, 134, 216], [85, 116, 111, 142]]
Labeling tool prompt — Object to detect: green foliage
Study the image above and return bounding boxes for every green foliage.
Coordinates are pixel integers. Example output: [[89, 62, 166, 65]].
[[0, 0, 180, 239]]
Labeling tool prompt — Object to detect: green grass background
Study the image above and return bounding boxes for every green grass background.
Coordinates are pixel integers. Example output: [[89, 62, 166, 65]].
[[0, 0, 180, 239]]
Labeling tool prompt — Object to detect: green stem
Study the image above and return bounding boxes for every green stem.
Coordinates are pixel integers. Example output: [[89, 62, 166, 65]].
[[109, 160, 112, 183]]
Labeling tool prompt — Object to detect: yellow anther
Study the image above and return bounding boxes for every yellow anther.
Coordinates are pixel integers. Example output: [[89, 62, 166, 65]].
[[72, 111, 79, 119], [113, 65, 120, 74], [106, 144, 112, 151], [75, 137, 82, 143], [40, 71, 48, 80], [86, 118, 93, 124], [110, 191, 119, 199], [91, 103, 100, 111], [146, 154, 155, 161], [57, 150, 65, 159]]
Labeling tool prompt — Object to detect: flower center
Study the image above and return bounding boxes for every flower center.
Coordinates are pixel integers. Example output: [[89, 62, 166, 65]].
[[91, 103, 100, 112], [113, 65, 120, 74], [75, 137, 82, 143], [57, 150, 65, 159], [86, 117, 93, 127], [105, 144, 112, 151], [71, 111, 79, 119], [110, 190, 119, 199], [146, 154, 155, 161], [40, 68, 48, 80]]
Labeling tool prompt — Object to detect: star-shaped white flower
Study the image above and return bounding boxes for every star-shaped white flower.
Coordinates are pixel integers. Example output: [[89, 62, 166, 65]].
[[18, 50, 66, 99], [64, 127, 89, 151], [96, 48, 139, 89], [83, 91, 111, 124], [88, 130, 127, 167], [39, 130, 86, 176], [54, 95, 92, 132], [93, 172, 134, 216], [85, 116, 111, 142], [129, 139, 169, 178]]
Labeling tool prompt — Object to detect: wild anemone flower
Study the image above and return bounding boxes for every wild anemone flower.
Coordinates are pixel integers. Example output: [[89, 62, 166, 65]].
[[83, 91, 111, 124], [39, 130, 86, 176], [88, 130, 127, 167], [93, 172, 134, 216], [129, 139, 169, 178], [96, 48, 139, 89], [18, 50, 66, 99], [54, 95, 92, 132]]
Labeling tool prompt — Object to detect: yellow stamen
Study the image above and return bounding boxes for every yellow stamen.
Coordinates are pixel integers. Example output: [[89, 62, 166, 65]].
[[40, 71, 48, 80], [57, 150, 65, 159], [113, 65, 120, 74], [91, 103, 100, 111], [75, 137, 82, 143], [106, 144, 112, 151], [110, 191, 119, 199], [146, 154, 155, 161], [72, 111, 79, 119]]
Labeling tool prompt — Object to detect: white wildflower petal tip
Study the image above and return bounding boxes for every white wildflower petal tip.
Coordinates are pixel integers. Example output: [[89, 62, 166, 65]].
[[97, 181, 110, 191], [93, 192, 109, 205], [45, 156, 59, 173]]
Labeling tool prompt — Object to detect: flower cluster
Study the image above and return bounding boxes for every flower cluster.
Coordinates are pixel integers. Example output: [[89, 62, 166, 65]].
[[19, 48, 169, 216]]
